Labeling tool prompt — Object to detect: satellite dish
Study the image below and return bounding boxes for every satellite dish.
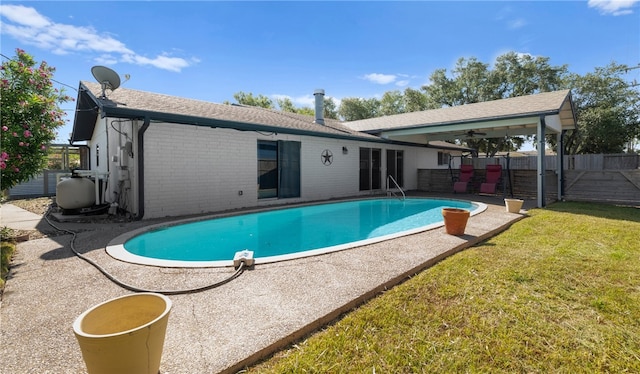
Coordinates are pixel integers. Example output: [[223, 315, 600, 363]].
[[91, 66, 121, 98]]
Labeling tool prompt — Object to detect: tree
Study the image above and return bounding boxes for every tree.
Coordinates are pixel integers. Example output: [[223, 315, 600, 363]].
[[403, 87, 432, 112], [492, 52, 568, 98], [338, 97, 380, 121], [560, 63, 640, 154], [1, 49, 71, 191], [276, 97, 298, 113], [323, 97, 339, 120], [423, 57, 494, 107], [465, 137, 525, 158], [275, 97, 315, 116], [228, 91, 273, 108], [379, 90, 405, 116]]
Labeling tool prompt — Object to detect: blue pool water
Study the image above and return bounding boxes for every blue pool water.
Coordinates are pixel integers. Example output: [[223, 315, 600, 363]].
[[116, 198, 480, 266]]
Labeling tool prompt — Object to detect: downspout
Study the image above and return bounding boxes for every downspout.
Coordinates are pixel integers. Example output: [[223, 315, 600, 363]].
[[134, 116, 151, 220]]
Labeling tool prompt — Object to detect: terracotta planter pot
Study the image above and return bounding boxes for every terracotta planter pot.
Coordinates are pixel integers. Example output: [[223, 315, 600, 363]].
[[442, 208, 470, 236], [504, 198, 524, 213], [73, 293, 172, 374]]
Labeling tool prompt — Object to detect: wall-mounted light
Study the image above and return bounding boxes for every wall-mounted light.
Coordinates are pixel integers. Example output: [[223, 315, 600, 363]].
[[342, 146, 348, 155]]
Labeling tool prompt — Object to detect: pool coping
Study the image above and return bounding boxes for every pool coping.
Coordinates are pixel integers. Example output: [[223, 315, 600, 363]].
[[106, 197, 487, 268]]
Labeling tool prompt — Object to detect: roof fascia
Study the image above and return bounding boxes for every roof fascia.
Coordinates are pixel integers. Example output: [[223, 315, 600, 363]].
[[70, 83, 100, 142], [99, 105, 395, 144], [367, 109, 566, 136]]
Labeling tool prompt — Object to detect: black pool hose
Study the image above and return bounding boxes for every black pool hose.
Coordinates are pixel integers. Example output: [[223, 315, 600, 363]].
[[43, 206, 246, 295]]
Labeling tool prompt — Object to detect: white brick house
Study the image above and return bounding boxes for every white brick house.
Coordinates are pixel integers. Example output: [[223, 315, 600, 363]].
[[70, 83, 468, 219]]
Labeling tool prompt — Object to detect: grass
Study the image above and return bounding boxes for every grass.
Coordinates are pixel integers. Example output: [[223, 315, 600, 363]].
[[1, 227, 17, 290], [245, 201, 640, 373]]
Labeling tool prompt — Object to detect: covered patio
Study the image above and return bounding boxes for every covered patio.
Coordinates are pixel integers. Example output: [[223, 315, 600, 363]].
[[346, 89, 577, 207]]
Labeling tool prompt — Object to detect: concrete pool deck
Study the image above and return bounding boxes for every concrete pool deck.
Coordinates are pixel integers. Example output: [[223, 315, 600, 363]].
[[1, 194, 532, 373]]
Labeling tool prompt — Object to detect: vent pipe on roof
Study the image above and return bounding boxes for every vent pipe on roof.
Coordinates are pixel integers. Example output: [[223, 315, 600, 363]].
[[314, 89, 325, 125]]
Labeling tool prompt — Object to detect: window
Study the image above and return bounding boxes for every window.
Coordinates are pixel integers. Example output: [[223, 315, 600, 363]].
[[359, 147, 381, 191], [386, 149, 404, 187], [258, 140, 301, 199], [438, 151, 450, 166]]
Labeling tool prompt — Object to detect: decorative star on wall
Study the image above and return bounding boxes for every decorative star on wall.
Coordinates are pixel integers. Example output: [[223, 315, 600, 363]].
[[321, 149, 333, 165]]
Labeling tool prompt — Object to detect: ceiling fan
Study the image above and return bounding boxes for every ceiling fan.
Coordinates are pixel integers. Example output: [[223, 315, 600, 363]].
[[456, 129, 487, 138]]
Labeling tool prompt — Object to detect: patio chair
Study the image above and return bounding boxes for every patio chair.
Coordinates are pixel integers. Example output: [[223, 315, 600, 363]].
[[480, 164, 503, 194], [453, 164, 474, 193]]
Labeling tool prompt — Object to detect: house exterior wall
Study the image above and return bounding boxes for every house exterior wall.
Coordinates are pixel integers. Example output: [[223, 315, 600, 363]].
[[90, 118, 108, 173], [93, 119, 451, 219]]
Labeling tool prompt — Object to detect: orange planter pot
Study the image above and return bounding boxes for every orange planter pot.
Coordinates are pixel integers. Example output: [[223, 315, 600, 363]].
[[442, 208, 470, 236]]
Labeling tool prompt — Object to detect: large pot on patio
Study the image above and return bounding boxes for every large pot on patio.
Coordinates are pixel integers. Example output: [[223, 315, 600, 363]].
[[73, 293, 172, 374], [442, 208, 470, 236], [505, 198, 524, 213]]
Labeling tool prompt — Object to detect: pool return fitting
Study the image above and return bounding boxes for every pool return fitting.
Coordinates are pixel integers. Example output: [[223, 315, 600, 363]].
[[43, 207, 250, 295]]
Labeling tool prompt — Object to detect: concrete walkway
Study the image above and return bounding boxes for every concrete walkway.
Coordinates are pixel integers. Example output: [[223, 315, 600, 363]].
[[0, 203, 44, 231], [0, 195, 530, 373]]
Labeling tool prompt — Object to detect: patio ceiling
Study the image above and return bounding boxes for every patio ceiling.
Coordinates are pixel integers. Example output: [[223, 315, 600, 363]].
[[345, 90, 576, 144]]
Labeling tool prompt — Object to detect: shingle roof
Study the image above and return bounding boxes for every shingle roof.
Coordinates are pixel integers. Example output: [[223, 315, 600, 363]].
[[77, 82, 379, 141], [344, 89, 574, 132]]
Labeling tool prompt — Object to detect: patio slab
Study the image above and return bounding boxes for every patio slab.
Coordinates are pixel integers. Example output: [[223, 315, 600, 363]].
[[0, 194, 531, 373]]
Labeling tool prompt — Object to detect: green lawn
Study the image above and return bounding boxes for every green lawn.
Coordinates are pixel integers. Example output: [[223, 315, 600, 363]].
[[246, 201, 640, 373]]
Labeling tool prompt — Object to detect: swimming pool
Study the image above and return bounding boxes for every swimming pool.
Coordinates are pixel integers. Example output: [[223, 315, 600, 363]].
[[107, 198, 486, 267]]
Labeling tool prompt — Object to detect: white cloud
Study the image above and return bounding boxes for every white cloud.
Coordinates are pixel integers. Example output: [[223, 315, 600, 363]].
[[0, 4, 50, 28], [0, 4, 193, 72], [489, 50, 536, 67], [293, 94, 315, 108], [508, 18, 527, 29], [588, 0, 638, 15], [272, 94, 315, 108], [94, 54, 119, 65], [395, 80, 410, 87], [362, 73, 397, 85]]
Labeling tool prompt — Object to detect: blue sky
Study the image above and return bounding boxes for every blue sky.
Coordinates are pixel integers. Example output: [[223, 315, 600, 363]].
[[1, 1, 639, 143]]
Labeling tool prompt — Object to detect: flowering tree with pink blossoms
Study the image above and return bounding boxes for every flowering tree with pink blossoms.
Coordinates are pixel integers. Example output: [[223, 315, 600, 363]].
[[1, 49, 72, 191]]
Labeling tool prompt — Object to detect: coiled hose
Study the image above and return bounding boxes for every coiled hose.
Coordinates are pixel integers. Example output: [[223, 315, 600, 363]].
[[44, 207, 246, 295]]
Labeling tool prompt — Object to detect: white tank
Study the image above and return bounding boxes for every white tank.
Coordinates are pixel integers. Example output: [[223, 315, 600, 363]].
[[56, 177, 96, 210]]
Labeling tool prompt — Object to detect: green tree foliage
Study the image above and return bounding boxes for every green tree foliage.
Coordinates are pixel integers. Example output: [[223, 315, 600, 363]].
[[276, 97, 298, 113], [1, 49, 71, 190], [323, 97, 339, 120], [492, 52, 568, 98], [424, 57, 495, 106], [275, 97, 314, 116], [561, 63, 640, 154], [230, 91, 273, 108], [338, 97, 380, 121], [403, 87, 432, 112], [230, 91, 338, 120], [379, 90, 406, 116]]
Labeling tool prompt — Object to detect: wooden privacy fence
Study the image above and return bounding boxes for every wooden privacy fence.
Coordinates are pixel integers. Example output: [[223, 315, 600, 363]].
[[7, 170, 65, 199], [463, 153, 639, 171], [419, 153, 640, 205]]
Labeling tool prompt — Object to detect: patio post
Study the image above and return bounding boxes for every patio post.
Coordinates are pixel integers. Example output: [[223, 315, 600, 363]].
[[537, 116, 546, 208], [557, 131, 564, 202]]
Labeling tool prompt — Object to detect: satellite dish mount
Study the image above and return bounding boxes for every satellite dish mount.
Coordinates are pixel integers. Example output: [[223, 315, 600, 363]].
[[91, 66, 121, 99]]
